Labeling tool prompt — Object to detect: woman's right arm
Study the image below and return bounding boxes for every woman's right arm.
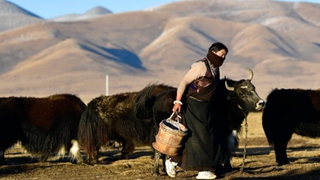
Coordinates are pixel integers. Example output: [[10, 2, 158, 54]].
[[172, 62, 206, 112]]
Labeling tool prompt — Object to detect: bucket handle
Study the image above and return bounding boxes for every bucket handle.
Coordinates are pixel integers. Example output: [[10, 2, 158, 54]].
[[168, 112, 181, 122], [168, 112, 183, 130]]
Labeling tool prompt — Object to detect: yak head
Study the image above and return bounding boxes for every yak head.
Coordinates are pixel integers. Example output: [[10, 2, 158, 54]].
[[224, 67, 265, 112]]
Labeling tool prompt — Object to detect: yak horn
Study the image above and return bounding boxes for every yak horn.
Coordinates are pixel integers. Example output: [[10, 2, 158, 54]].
[[245, 66, 253, 81], [225, 81, 234, 91]]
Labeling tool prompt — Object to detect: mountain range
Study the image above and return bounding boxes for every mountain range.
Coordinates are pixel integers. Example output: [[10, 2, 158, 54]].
[[0, 0, 320, 103]]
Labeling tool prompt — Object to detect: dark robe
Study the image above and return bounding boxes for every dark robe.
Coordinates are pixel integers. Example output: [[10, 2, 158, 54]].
[[172, 97, 222, 171]]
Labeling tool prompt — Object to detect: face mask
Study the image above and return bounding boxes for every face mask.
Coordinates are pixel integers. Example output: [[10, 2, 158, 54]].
[[207, 51, 225, 67]]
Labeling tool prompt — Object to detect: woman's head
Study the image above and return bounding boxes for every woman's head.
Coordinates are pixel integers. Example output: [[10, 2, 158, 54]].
[[207, 42, 228, 67], [208, 42, 228, 59]]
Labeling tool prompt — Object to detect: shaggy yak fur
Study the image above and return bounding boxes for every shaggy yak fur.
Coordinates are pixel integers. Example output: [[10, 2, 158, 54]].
[[263, 88, 320, 165], [0, 94, 86, 166], [77, 84, 174, 165]]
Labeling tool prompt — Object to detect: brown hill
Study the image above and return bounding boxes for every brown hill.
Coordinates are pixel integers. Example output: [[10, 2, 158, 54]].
[[0, 0, 320, 103]]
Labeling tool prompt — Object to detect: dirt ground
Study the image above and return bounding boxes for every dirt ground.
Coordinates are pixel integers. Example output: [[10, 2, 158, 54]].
[[1, 112, 320, 180]]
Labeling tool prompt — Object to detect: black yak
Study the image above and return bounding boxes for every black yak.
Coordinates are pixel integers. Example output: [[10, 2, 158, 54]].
[[77, 84, 174, 165], [0, 94, 86, 166], [262, 88, 320, 165], [134, 69, 266, 176]]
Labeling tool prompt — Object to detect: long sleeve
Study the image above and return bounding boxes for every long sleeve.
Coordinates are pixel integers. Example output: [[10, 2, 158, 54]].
[[176, 61, 207, 96]]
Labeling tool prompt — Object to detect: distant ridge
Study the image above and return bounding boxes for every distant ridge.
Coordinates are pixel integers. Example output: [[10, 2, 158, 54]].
[[0, 0, 42, 18], [50, 6, 112, 22], [0, 0, 43, 32], [85, 6, 112, 15]]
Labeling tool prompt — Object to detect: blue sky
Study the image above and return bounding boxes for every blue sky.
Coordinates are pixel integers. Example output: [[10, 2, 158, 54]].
[[7, 0, 320, 19]]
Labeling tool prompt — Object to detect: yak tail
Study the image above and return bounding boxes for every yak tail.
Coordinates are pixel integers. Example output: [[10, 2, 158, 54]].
[[77, 107, 109, 158]]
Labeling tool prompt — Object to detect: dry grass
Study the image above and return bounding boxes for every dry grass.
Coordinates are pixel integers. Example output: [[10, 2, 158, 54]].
[[1, 112, 320, 179]]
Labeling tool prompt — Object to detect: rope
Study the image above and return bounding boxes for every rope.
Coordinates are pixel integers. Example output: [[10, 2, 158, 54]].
[[240, 115, 248, 173]]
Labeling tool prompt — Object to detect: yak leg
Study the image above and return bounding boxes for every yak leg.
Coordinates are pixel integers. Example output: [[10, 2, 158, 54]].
[[84, 153, 93, 165], [69, 140, 83, 164], [150, 148, 155, 159], [274, 140, 290, 165], [85, 146, 99, 165], [0, 150, 5, 166], [73, 150, 83, 164], [85, 155, 93, 165], [92, 146, 100, 164], [40, 154, 49, 162], [120, 140, 134, 159], [161, 154, 167, 173], [222, 160, 232, 173], [153, 150, 162, 176]]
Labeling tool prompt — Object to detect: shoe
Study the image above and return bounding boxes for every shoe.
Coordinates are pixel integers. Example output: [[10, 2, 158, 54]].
[[196, 171, 217, 179], [165, 158, 178, 178]]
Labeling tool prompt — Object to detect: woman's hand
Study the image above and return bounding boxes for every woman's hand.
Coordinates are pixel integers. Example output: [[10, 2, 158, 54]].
[[172, 100, 182, 112]]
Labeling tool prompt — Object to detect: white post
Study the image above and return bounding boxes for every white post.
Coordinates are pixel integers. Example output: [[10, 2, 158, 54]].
[[106, 70, 109, 96]]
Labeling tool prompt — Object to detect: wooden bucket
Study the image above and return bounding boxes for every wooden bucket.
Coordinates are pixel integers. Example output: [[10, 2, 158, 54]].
[[152, 113, 188, 156]]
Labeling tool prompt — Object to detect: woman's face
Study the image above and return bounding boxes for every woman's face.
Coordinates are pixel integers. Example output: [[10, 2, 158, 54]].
[[213, 49, 227, 59]]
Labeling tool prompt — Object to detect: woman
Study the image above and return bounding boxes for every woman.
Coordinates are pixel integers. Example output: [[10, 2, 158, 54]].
[[165, 42, 228, 179]]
